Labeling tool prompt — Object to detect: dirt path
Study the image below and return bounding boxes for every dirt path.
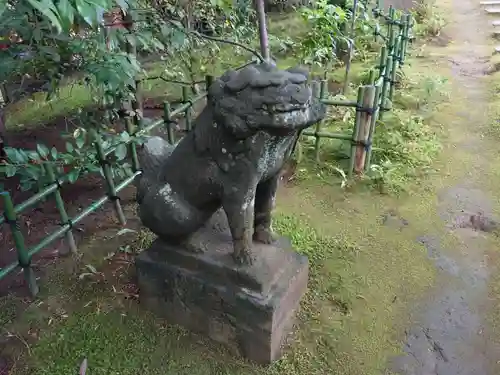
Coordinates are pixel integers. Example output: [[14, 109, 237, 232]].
[[387, 0, 500, 373]]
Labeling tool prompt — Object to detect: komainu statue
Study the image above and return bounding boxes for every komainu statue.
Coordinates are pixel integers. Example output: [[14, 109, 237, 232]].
[[135, 62, 326, 265]]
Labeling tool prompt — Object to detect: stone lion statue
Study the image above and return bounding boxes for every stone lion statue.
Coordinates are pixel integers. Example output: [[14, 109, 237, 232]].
[[135, 62, 326, 265]]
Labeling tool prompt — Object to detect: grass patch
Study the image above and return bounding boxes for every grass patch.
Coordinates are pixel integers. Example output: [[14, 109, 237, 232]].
[[290, 56, 450, 194], [412, 0, 448, 38], [2, 213, 362, 375], [5, 84, 92, 130]]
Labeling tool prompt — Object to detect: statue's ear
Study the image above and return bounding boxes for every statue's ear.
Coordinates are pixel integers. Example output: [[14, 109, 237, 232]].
[[212, 96, 253, 139]]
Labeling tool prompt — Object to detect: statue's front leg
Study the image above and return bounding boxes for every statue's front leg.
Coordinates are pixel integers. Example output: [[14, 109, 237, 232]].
[[253, 175, 279, 244], [223, 187, 257, 266]]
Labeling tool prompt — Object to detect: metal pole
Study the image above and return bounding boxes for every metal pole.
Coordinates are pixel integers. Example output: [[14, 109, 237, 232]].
[[254, 0, 270, 62], [343, 0, 360, 94]]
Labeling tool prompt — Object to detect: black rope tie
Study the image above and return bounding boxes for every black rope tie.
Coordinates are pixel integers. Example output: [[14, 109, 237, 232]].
[[352, 139, 373, 151], [109, 195, 120, 202], [356, 106, 376, 116], [3, 213, 21, 230], [55, 178, 63, 190], [60, 218, 73, 229]]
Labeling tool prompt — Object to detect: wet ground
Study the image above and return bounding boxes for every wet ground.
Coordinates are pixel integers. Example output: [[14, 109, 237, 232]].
[[388, 0, 500, 373]]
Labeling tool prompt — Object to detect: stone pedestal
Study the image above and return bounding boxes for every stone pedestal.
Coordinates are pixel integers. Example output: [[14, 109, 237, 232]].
[[135, 212, 308, 364]]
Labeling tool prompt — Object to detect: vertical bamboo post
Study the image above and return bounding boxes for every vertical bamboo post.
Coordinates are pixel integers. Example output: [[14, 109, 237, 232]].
[[368, 69, 376, 85], [378, 45, 387, 78], [386, 6, 395, 41], [131, 81, 143, 130], [314, 80, 327, 162], [125, 117, 140, 172], [401, 14, 411, 64], [182, 86, 192, 132], [348, 86, 365, 178], [397, 14, 405, 62], [387, 22, 395, 56], [353, 86, 376, 174], [398, 14, 405, 35], [389, 36, 401, 102], [311, 80, 321, 162], [163, 101, 174, 145], [379, 31, 395, 121], [379, 57, 393, 121], [205, 75, 214, 93], [1, 192, 39, 296], [364, 82, 381, 172], [44, 164, 77, 255], [91, 128, 126, 225]]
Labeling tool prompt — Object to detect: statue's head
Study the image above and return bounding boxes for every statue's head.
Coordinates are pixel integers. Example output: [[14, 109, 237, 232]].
[[208, 62, 326, 138]]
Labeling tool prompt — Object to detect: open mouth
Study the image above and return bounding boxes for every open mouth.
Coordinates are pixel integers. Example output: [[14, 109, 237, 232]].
[[263, 100, 310, 114], [256, 107, 315, 135]]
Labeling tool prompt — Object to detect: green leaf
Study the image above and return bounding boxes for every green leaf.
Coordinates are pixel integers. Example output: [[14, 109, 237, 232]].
[[66, 142, 74, 153], [115, 144, 127, 161], [20, 181, 34, 192], [5, 165, 17, 177], [76, 137, 85, 149], [28, 151, 41, 162], [114, 0, 129, 10], [120, 131, 130, 143], [75, 0, 98, 26], [57, 0, 75, 25], [5, 148, 25, 163], [67, 169, 80, 183], [26, 166, 40, 181], [51, 147, 58, 160], [0, 0, 7, 17], [37, 144, 50, 159], [27, 0, 63, 33]]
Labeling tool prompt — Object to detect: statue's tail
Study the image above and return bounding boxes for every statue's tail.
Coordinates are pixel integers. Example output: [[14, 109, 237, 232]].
[[135, 136, 175, 203]]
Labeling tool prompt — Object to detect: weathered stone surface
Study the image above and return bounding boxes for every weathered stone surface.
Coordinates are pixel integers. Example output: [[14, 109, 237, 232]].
[[135, 62, 326, 266], [135, 211, 308, 364]]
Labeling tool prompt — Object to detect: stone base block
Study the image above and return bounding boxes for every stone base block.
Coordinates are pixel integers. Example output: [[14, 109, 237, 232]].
[[135, 214, 308, 364]]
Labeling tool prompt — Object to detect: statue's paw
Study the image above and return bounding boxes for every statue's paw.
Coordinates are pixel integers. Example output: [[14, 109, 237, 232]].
[[232, 242, 255, 266], [253, 227, 277, 244]]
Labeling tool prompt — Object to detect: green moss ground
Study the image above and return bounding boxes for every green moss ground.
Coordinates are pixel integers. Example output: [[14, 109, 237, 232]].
[[1, 52, 449, 375]]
